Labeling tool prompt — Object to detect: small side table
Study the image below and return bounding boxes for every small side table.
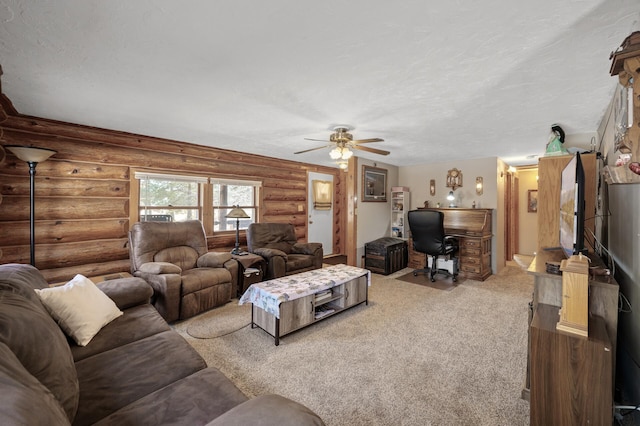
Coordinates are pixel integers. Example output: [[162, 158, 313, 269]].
[[232, 253, 266, 297]]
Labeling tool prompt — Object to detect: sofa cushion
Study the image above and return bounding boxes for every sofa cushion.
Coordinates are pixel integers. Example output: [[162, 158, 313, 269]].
[[205, 394, 326, 426], [71, 304, 171, 362], [154, 246, 199, 271], [35, 274, 123, 346], [0, 342, 71, 426], [0, 264, 79, 422], [285, 254, 315, 272], [181, 268, 232, 295], [93, 368, 248, 426], [73, 330, 207, 426]]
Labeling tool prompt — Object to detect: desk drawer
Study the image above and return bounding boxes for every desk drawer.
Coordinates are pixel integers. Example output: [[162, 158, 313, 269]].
[[460, 239, 481, 249], [461, 263, 482, 274], [461, 256, 481, 265], [461, 247, 481, 256]]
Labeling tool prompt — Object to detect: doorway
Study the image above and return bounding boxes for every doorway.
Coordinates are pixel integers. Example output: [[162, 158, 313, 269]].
[[308, 172, 334, 256]]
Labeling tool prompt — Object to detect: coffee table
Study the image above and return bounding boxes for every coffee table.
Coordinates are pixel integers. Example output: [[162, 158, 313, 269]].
[[239, 264, 370, 345]]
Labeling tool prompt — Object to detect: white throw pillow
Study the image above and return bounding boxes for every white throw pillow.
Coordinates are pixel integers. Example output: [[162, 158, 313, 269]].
[[35, 274, 123, 346]]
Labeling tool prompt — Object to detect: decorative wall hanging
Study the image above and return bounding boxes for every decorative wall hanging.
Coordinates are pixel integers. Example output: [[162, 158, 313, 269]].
[[528, 189, 538, 213], [312, 180, 332, 210], [429, 179, 436, 196], [362, 165, 387, 202], [446, 168, 463, 190]]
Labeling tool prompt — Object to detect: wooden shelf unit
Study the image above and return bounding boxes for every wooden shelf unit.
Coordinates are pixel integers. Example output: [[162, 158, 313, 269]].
[[407, 208, 492, 281], [391, 190, 410, 239]]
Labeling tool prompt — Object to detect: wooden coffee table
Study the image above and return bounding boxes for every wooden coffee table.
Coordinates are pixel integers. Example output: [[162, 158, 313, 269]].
[[239, 264, 370, 345]]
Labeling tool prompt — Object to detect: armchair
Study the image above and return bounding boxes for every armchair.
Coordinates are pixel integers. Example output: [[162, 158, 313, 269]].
[[407, 209, 459, 282], [128, 220, 238, 322], [246, 223, 323, 279]]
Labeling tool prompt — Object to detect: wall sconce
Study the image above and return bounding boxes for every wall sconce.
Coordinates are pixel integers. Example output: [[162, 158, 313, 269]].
[[476, 177, 483, 195]]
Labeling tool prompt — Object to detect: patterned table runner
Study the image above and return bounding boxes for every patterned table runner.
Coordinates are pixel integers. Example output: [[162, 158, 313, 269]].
[[238, 264, 371, 318]]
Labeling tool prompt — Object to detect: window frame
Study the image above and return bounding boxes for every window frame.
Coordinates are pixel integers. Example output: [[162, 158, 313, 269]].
[[131, 169, 261, 236], [211, 178, 262, 233]]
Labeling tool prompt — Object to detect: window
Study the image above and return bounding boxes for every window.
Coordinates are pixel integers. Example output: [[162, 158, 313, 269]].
[[135, 172, 206, 222], [212, 178, 261, 232]]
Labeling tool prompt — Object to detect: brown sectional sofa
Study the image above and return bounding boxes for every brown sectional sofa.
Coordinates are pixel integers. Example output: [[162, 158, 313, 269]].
[[0, 263, 324, 425]]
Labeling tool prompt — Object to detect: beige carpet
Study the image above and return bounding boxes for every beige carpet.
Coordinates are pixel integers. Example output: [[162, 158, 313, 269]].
[[396, 270, 461, 291], [173, 266, 533, 425], [177, 301, 252, 339]]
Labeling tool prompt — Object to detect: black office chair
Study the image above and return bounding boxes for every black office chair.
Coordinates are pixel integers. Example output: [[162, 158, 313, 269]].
[[407, 209, 459, 282]]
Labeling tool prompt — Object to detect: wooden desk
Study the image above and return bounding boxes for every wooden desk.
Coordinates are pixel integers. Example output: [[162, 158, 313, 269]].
[[407, 208, 492, 281]]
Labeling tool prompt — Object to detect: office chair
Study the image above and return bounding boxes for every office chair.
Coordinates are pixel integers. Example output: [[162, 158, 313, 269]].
[[407, 209, 459, 282]]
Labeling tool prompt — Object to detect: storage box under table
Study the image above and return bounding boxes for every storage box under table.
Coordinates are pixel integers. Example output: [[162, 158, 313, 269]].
[[364, 237, 408, 275]]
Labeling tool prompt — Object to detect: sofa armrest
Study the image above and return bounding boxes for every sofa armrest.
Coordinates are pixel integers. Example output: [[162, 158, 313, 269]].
[[205, 394, 325, 426], [132, 272, 182, 322], [197, 252, 232, 268], [96, 277, 153, 310], [252, 247, 288, 261], [292, 242, 322, 257]]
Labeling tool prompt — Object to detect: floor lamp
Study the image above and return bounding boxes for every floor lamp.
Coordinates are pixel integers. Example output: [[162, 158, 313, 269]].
[[6, 145, 57, 266], [225, 206, 250, 255]]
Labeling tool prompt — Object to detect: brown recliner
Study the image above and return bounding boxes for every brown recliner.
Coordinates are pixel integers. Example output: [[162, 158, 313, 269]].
[[246, 223, 323, 279], [128, 220, 238, 322]]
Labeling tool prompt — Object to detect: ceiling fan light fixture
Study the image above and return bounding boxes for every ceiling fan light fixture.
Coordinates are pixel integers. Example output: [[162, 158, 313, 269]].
[[337, 160, 348, 170], [329, 148, 342, 160], [341, 148, 353, 160]]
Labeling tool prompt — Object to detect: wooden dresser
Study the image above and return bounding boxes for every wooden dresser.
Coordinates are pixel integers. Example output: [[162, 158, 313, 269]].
[[407, 208, 492, 281]]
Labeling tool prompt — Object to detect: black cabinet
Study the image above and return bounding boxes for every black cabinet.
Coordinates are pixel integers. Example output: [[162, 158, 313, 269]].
[[364, 237, 407, 275]]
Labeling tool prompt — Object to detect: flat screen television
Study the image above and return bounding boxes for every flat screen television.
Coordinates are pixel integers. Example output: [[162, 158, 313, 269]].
[[559, 153, 587, 258]]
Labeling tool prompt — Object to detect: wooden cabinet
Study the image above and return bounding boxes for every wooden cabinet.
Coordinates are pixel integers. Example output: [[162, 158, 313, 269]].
[[537, 153, 596, 252], [279, 294, 315, 335], [407, 208, 492, 281], [525, 251, 619, 423], [391, 190, 410, 239], [530, 304, 613, 426], [343, 276, 368, 308]]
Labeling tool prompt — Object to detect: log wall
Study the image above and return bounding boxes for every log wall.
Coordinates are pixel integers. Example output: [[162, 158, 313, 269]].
[[0, 96, 345, 282]]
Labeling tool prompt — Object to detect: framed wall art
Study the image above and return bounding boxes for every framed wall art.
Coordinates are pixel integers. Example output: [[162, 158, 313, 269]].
[[528, 189, 538, 213], [362, 165, 387, 202]]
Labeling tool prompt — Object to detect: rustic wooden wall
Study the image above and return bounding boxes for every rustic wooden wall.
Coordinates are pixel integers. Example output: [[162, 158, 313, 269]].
[[0, 95, 345, 282]]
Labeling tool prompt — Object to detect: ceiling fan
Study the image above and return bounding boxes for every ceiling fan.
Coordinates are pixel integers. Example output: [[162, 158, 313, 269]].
[[295, 126, 389, 163]]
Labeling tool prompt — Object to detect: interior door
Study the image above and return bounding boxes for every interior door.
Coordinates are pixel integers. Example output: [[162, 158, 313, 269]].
[[308, 172, 334, 256], [505, 172, 519, 260]]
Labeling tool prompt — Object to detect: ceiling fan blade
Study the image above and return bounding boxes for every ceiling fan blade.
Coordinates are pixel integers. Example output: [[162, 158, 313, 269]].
[[352, 138, 384, 144], [304, 138, 330, 142], [353, 145, 390, 156], [294, 145, 329, 154]]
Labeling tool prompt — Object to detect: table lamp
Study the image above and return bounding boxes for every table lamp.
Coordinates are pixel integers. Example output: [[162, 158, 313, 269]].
[[226, 206, 250, 255], [5, 145, 57, 266]]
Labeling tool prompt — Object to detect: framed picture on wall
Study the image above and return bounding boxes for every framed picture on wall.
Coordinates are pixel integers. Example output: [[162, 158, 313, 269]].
[[528, 189, 538, 213], [362, 165, 387, 202]]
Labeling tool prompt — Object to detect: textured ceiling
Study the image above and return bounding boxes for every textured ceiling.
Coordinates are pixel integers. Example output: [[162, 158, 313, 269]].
[[0, 1, 638, 168]]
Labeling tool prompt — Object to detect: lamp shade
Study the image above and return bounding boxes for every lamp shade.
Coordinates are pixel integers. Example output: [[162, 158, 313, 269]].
[[226, 206, 250, 219], [447, 191, 455, 201], [6, 145, 57, 163]]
